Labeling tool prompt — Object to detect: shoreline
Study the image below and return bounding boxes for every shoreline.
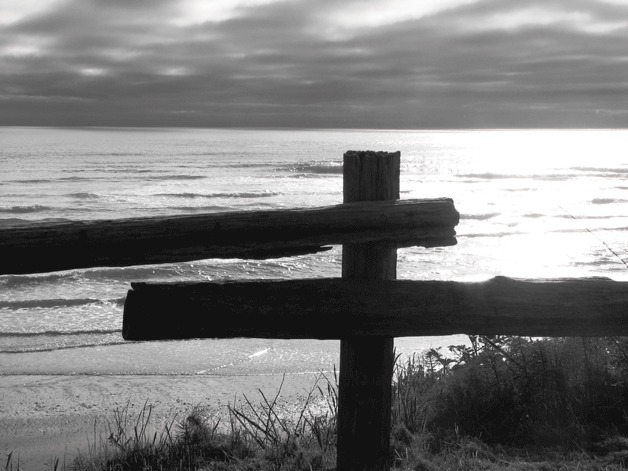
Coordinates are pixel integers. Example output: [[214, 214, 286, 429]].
[[0, 373, 321, 469], [1, 337, 470, 468]]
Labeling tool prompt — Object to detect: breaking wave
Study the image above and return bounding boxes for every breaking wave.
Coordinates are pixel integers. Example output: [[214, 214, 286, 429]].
[[591, 198, 628, 205], [460, 213, 500, 220], [459, 173, 570, 181], [155, 191, 281, 199], [147, 175, 207, 181], [572, 167, 628, 175], [167, 205, 229, 212], [66, 192, 100, 199], [0, 328, 121, 338], [278, 162, 343, 175], [0, 217, 71, 228], [0, 204, 54, 214], [0, 297, 125, 310]]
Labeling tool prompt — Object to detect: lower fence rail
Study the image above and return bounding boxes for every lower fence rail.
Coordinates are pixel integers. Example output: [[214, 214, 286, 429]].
[[123, 277, 628, 340]]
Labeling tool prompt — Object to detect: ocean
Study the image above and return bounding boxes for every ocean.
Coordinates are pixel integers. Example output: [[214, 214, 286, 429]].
[[1, 127, 627, 377]]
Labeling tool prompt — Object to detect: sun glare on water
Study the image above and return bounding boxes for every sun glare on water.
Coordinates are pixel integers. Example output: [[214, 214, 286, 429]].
[[424, 130, 628, 280]]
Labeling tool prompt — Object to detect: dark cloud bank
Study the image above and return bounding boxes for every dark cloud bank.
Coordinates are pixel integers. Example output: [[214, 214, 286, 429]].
[[1, 0, 627, 128]]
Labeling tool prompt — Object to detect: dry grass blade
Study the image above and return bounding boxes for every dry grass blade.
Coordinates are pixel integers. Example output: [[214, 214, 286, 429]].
[[4, 451, 15, 471], [229, 401, 270, 449]]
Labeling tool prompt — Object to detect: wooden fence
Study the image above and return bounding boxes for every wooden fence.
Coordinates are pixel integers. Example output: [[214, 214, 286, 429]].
[[2, 150, 628, 471]]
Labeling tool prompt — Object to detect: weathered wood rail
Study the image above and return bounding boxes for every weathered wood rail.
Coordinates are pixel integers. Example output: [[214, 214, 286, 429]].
[[123, 277, 628, 340], [0, 198, 457, 275], [3, 149, 628, 471]]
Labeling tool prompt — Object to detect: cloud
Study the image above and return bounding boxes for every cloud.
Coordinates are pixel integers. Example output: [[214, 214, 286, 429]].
[[1, 0, 627, 127]]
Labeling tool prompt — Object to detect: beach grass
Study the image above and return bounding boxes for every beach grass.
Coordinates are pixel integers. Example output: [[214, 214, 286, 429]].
[[62, 372, 338, 471], [5, 336, 628, 470]]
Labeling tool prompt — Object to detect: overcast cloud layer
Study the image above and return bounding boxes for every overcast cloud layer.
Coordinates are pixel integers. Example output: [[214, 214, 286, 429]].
[[1, 0, 628, 128]]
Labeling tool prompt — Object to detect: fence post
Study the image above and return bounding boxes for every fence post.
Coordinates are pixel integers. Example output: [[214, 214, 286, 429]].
[[337, 150, 400, 471]]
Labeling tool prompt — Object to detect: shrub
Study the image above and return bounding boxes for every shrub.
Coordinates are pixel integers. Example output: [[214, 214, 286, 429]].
[[412, 336, 628, 448]]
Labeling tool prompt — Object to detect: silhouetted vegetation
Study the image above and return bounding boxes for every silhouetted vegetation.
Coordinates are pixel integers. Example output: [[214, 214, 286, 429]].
[[391, 336, 628, 470], [6, 336, 628, 470], [395, 336, 628, 448]]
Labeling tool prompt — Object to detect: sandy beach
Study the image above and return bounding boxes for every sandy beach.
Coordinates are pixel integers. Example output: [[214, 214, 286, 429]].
[[0, 373, 321, 469]]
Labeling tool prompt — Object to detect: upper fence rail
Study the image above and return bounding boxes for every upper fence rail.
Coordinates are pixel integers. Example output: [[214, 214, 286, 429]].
[[0, 198, 458, 275]]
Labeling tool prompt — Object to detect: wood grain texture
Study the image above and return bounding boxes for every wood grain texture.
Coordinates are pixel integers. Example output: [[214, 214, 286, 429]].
[[123, 277, 628, 340], [0, 198, 458, 274], [338, 150, 398, 471]]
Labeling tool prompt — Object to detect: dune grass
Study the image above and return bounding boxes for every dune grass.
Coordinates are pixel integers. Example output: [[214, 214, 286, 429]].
[[5, 336, 628, 470], [65, 372, 338, 471]]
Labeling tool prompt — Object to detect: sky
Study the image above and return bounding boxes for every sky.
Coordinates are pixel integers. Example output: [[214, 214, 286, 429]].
[[1, 0, 628, 129]]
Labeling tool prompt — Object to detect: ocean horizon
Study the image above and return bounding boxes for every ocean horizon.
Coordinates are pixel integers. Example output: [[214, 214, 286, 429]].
[[1, 126, 627, 377]]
